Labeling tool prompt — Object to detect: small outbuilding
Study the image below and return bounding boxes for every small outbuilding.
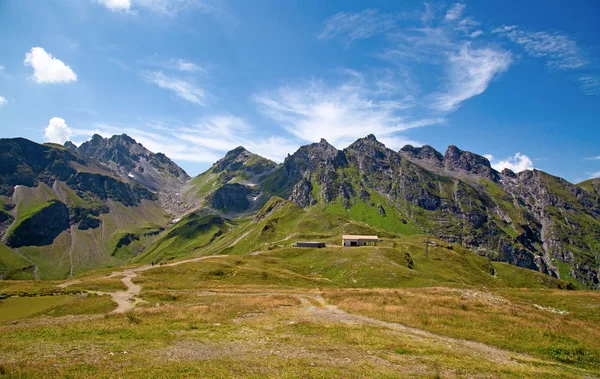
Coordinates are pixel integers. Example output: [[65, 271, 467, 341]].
[[294, 241, 326, 248], [342, 235, 379, 247]]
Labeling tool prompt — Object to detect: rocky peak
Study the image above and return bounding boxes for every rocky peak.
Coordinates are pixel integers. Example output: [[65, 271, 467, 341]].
[[501, 168, 516, 178], [283, 139, 347, 180], [112, 133, 136, 145], [212, 146, 251, 173], [76, 133, 189, 195], [64, 141, 77, 151], [348, 134, 386, 150], [400, 144, 444, 162], [228, 146, 250, 157], [444, 145, 498, 181], [345, 135, 399, 173], [211, 146, 276, 176]]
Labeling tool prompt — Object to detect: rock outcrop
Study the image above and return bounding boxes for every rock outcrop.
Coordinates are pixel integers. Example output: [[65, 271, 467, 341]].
[[74, 134, 190, 215]]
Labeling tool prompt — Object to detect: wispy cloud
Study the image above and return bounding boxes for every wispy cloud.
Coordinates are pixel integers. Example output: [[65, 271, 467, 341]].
[[175, 59, 205, 73], [93, 0, 211, 16], [434, 43, 512, 111], [578, 76, 600, 96], [24, 47, 77, 84], [318, 9, 401, 44], [0, 96, 7, 108], [135, 0, 210, 16], [143, 71, 205, 105], [141, 56, 206, 73], [382, 4, 512, 112], [253, 74, 441, 149], [444, 3, 465, 21], [584, 155, 600, 160], [176, 115, 300, 162], [72, 114, 300, 164], [94, 0, 132, 13], [485, 152, 534, 172], [493, 25, 589, 70], [589, 171, 600, 179]]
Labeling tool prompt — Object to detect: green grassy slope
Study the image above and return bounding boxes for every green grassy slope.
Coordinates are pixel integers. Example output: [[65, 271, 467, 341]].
[[0, 244, 34, 280], [4, 183, 169, 279], [138, 237, 569, 292], [133, 211, 234, 264]]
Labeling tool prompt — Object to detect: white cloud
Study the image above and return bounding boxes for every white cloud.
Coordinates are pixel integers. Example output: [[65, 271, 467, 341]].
[[493, 26, 588, 70], [135, 0, 209, 16], [175, 115, 300, 162], [143, 71, 205, 105], [590, 171, 600, 179], [578, 76, 600, 96], [0, 96, 6, 108], [470, 30, 483, 38], [175, 59, 204, 72], [254, 77, 442, 148], [95, 0, 131, 12], [486, 152, 534, 172], [434, 43, 512, 111], [584, 155, 600, 160], [420, 3, 435, 24], [94, 0, 209, 16], [378, 135, 422, 150], [318, 9, 399, 43], [445, 3, 465, 21], [24, 47, 77, 84], [380, 3, 512, 112], [45, 117, 73, 144]]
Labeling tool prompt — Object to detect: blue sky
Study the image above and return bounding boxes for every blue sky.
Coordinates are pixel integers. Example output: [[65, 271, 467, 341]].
[[0, 0, 599, 182]]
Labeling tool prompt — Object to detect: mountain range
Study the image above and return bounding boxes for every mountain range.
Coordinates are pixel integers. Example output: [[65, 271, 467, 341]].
[[0, 134, 598, 289]]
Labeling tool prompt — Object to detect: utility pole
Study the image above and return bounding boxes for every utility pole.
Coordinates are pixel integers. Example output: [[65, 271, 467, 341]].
[[424, 239, 431, 259]]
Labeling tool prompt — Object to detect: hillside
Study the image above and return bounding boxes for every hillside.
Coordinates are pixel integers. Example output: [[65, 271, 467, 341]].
[[181, 146, 277, 214], [0, 138, 170, 280]]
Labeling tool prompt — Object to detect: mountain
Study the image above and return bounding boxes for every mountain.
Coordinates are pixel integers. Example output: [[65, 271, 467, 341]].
[[72, 134, 190, 215], [182, 146, 278, 214], [1, 134, 598, 289], [209, 134, 597, 289], [0, 138, 169, 280]]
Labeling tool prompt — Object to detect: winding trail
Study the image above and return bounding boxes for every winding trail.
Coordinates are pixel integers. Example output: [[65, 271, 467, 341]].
[[60, 255, 228, 313]]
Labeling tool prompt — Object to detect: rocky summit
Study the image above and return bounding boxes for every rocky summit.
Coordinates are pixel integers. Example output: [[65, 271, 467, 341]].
[[0, 134, 598, 289]]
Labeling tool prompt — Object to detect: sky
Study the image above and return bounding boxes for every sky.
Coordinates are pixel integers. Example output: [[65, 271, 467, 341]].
[[0, 0, 599, 182]]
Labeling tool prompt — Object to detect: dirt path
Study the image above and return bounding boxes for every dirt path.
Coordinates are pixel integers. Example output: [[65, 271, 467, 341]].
[[229, 230, 253, 247], [60, 255, 228, 313]]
